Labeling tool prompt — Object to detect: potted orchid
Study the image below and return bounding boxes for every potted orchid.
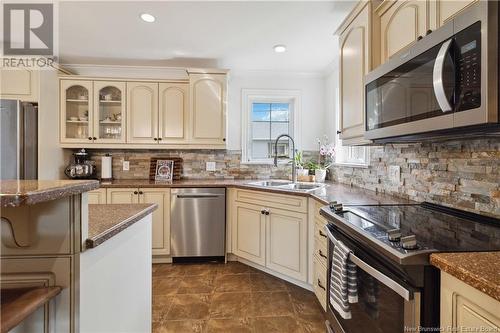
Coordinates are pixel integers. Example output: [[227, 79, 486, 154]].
[[315, 135, 335, 182]]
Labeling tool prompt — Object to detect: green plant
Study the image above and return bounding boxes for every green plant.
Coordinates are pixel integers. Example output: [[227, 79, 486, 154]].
[[293, 151, 304, 169], [305, 160, 320, 171]]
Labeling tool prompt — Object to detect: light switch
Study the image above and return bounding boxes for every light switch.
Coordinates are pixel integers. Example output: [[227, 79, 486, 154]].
[[206, 161, 216, 171], [123, 160, 130, 171]]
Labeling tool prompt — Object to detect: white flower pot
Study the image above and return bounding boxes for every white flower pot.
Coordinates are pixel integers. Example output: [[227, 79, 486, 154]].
[[297, 169, 309, 177], [315, 169, 327, 183]]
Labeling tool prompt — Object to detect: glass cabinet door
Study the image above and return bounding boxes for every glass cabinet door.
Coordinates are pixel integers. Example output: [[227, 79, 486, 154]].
[[93, 81, 126, 143], [61, 80, 93, 143]]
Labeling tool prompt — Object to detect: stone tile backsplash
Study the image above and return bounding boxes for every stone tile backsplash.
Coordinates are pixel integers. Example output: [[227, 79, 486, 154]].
[[87, 149, 317, 180], [331, 138, 500, 218]]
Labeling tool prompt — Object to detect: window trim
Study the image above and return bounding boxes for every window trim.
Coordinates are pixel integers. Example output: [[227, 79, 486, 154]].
[[241, 89, 301, 164]]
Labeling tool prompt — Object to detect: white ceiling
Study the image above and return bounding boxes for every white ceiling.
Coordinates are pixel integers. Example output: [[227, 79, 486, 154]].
[[59, 1, 356, 73]]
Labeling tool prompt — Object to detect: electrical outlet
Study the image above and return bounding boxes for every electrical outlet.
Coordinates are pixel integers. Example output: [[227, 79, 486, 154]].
[[123, 160, 130, 171], [206, 161, 216, 172], [389, 165, 400, 184]]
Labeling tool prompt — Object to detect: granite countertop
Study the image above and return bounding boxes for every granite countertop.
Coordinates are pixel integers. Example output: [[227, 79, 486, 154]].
[[86, 203, 158, 249], [99, 179, 412, 205], [430, 252, 500, 302], [0, 180, 100, 207]]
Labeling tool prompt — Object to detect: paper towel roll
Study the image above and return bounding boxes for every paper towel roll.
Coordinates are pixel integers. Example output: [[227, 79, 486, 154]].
[[101, 155, 112, 180]]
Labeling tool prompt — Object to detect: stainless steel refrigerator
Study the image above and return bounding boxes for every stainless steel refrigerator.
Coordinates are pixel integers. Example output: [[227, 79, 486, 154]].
[[0, 99, 38, 179]]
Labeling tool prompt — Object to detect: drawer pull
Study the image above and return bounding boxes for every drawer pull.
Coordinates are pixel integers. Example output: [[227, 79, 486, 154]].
[[317, 279, 326, 291], [318, 250, 327, 259], [319, 230, 327, 238]]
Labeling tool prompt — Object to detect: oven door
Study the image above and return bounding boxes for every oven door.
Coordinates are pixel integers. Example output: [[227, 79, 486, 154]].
[[325, 226, 421, 333]]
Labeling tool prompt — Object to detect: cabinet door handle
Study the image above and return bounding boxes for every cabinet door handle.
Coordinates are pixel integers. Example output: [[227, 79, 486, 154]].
[[261, 210, 265, 215], [319, 230, 327, 238], [138, 191, 143, 195], [317, 279, 326, 291], [318, 250, 327, 259], [158, 138, 162, 141], [153, 138, 158, 141], [133, 191, 138, 195], [336, 130, 341, 134], [265, 210, 270, 215], [88, 137, 93, 140], [93, 137, 97, 141], [222, 138, 226, 142]]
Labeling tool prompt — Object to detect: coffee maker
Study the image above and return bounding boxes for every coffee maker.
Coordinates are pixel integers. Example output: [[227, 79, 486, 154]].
[[65, 149, 95, 179]]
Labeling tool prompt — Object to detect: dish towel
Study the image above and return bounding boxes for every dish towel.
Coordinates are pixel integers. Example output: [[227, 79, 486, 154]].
[[329, 239, 358, 319]]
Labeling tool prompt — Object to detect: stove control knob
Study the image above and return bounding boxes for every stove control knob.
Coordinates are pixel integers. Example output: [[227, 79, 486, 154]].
[[387, 229, 402, 242], [401, 235, 418, 250], [332, 203, 343, 213], [328, 201, 337, 210]]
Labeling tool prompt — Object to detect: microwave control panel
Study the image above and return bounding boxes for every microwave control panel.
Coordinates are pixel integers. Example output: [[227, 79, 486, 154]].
[[455, 21, 481, 112]]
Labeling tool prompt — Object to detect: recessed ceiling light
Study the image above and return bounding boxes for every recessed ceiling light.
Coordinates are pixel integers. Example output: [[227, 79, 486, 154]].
[[140, 13, 155, 23], [273, 45, 287, 53]]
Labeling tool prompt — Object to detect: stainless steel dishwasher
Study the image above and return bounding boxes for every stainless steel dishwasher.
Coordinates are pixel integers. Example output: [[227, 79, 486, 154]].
[[170, 188, 226, 260]]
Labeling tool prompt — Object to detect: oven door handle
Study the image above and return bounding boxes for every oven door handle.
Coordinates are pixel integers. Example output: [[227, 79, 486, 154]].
[[325, 227, 413, 301], [433, 38, 454, 112]]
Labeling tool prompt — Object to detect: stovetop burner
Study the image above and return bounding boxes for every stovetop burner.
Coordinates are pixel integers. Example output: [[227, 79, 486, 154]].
[[320, 202, 500, 265]]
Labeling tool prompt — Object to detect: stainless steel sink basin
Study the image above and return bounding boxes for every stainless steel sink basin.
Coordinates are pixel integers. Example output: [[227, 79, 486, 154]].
[[246, 180, 325, 192], [246, 180, 292, 187], [276, 183, 325, 191]]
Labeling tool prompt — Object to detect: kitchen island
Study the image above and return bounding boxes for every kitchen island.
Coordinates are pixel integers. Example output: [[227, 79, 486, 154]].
[[0, 180, 156, 332]]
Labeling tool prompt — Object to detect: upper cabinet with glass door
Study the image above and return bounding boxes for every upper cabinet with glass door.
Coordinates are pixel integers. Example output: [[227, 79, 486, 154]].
[[94, 81, 126, 143], [60, 80, 93, 143]]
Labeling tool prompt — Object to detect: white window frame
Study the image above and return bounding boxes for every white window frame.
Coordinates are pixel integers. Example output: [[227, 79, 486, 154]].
[[241, 89, 301, 164], [333, 95, 369, 167]]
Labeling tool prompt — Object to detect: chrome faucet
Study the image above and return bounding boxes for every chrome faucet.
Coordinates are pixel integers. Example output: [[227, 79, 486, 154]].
[[273, 134, 296, 183]]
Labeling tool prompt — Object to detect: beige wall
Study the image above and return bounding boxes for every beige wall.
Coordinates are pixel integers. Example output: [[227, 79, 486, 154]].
[[39, 70, 68, 179]]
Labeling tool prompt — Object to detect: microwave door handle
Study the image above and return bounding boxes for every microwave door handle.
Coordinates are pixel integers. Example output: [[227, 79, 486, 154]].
[[433, 39, 454, 112], [325, 226, 412, 301]]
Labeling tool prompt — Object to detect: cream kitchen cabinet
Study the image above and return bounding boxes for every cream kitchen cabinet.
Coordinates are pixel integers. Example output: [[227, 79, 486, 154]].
[[106, 188, 139, 204], [158, 83, 189, 144], [60, 79, 94, 144], [233, 202, 267, 266], [441, 271, 500, 332], [87, 188, 107, 204], [432, 0, 479, 28], [126, 82, 159, 144], [266, 207, 307, 281], [61, 79, 125, 144], [231, 189, 308, 282], [106, 187, 171, 257], [94, 81, 126, 143], [377, 0, 429, 62], [337, 1, 378, 145], [189, 73, 227, 146], [126, 82, 189, 145], [60, 71, 226, 149], [0, 69, 39, 102], [139, 188, 171, 257]]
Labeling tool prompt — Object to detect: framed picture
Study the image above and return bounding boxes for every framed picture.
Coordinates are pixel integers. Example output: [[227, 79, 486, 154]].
[[155, 160, 174, 182]]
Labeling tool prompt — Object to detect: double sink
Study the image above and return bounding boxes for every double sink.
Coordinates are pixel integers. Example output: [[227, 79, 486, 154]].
[[246, 180, 325, 192]]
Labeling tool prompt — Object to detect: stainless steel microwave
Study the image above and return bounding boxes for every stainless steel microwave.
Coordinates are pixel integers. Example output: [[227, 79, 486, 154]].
[[364, 1, 498, 142]]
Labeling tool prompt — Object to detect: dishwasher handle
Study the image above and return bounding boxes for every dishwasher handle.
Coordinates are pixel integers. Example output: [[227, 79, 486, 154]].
[[176, 194, 224, 199]]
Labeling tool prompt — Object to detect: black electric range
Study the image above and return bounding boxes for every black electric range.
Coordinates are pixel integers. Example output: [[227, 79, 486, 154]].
[[320, 202, 500, 265], [319, 202, 500, 333]]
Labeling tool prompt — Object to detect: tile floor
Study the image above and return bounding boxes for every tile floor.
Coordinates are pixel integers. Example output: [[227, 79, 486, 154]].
[[152, 261, 327, 333]]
